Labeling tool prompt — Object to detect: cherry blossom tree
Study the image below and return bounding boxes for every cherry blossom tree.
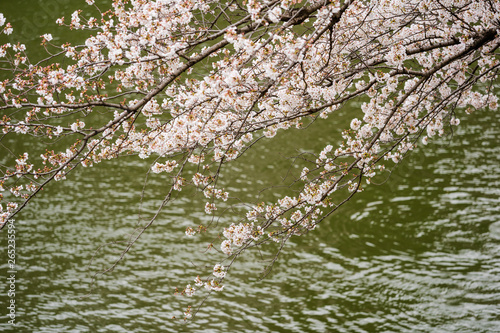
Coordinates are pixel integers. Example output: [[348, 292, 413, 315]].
[[1, 0, 499, 319]]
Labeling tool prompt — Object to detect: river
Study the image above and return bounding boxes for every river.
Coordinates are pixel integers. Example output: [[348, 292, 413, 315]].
[[1, 1, 499, 332]]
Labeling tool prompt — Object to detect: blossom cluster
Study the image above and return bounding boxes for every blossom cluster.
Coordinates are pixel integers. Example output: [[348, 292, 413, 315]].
[[0, 0, 499, 318]]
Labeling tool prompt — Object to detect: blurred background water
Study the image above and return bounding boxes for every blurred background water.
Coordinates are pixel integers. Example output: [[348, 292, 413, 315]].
[[0, 1, 499, 332]]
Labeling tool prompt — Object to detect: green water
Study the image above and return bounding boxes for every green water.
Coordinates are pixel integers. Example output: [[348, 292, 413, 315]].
[[1, 1, 500, 332]]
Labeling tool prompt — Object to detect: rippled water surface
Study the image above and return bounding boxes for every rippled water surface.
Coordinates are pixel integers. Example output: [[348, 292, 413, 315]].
[[1, 1, 500, 332]]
